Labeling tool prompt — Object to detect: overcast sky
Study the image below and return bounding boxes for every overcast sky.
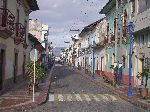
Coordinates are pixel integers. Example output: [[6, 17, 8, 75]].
[[30, 0, 108, 48]]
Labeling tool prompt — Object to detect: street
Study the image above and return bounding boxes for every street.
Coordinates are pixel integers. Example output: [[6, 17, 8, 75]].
[[29, 64, 146, 112]]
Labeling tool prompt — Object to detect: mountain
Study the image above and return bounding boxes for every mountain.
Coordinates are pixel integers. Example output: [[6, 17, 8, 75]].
[[53, 47, 66, 57]]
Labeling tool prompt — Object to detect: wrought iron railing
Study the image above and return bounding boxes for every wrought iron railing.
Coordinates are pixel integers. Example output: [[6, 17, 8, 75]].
[[0, 8, 15, 32], [104, 37, 108, 45], [123, 27, 127, 37], [15, 23, 25, 40], [110, 34, 115, 42]]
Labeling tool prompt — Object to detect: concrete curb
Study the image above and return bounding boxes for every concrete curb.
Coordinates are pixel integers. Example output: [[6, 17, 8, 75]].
[[37, 63, 55, 105]]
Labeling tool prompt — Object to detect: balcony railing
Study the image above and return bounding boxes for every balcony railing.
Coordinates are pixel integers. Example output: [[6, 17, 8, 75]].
[[122, 27, 127, 37], [14, 23, 25, 44], [0, 8, 15, 38], [104, 37, 108, 45]]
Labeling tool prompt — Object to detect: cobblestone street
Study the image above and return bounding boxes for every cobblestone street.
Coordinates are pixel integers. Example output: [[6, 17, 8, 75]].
[[27, 64, 146, 112]]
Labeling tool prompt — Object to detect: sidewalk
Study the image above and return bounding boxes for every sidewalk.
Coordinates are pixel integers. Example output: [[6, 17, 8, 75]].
[[0, 64, 54, 111], [74, 67, 150, 111]]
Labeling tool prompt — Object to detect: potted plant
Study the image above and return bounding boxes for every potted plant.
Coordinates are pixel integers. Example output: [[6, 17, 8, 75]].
[[137, 67, 150, 99], [25, 61, 46, 93]]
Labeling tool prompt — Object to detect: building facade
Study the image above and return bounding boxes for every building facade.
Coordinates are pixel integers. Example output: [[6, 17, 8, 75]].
[[100, 0, 134, 85], [131, 0, 150, 89], [0, 0, 39, 93], [29, 19, 42, 42]]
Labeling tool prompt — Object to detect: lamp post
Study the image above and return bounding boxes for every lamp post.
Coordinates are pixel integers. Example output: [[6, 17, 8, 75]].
[[127, 21, 134, 97], [91, 40, 96, 80]]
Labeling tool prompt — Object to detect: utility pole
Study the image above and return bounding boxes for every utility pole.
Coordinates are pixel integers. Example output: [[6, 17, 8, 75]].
[[127, 21, 134, 97], [91, 40, 95, 80], [114, 0, 119, 83], [118, 0, 123, 86]]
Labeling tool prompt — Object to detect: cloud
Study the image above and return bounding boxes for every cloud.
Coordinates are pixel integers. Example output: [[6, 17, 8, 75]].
[[30, 0, 108, 47]]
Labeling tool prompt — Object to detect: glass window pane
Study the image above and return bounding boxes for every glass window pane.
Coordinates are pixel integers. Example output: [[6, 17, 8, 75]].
[[138, 0, 147, 13], [146, 0, 150, 9]]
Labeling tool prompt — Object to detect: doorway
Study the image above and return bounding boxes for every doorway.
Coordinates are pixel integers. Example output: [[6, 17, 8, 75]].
[[101, 57, 104, 71], [14, 53, 18, 83]]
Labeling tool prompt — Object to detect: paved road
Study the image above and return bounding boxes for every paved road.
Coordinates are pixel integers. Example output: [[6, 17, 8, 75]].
[[30, 64, 146, 112]]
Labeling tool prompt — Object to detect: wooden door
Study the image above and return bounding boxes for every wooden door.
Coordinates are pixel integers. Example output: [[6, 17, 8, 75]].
[[101, 57, 104, 71], [0, 50, 4, 90], [14, 53, 18, 83]]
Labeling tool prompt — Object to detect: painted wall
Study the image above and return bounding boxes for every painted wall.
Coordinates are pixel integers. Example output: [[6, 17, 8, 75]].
[[0, 0, 36, 88], [29, 19, 42, 41]]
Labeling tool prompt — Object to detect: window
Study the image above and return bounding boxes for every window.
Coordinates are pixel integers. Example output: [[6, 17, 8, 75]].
[[24, 20, 27, 41], [114, 18, 116, 35], [142, 35, 144, 45], [148, 33, 150, 47], [138, 0, 150, 13], [132, 0, 135, 16], [140, 35, 144, 47], [122, 56, 126, 68], [0, 0, 7, 8]]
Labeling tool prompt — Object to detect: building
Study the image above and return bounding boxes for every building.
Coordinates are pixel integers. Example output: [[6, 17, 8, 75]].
[[71, 34, 79, 67], [41, 24, 49, 48], [131, 0, 150, 89], [0, 0, 39, 93], [79, 20, 106, 74], [100, 0, 133, 85], [94, 18, 108, 75], [29, 19, 42, 42], [28, 33, 44, 64]]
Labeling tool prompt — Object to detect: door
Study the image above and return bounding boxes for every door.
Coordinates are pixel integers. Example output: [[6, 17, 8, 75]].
[[101, 57, 104, 71], [14, 53, 18, 83], [0, 50, 4, 90]]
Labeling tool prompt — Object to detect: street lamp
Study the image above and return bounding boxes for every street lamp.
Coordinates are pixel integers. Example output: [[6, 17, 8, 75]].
[[127, 21, 134, 97]]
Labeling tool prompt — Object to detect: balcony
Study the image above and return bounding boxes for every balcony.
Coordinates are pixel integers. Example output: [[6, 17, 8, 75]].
[[96, 37, 108, 48], [14, 23, 25, 45], [122, 27, 127, 37], [0, 8, 15, 38], [104, 37, 108, 45]]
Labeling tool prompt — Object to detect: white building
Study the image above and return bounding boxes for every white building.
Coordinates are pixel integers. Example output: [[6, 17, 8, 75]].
[[29, 19, 42, 42], [0, 0, 39, 92]]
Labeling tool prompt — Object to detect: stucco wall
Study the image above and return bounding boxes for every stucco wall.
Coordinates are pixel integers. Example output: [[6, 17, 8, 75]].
[[0, 0, 31, 81]]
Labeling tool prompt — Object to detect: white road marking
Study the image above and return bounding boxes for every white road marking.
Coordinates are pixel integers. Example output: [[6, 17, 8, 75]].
[[49, 94, 54, 101], [75, 94, 82, 101], [48, 94, 119, 102], [108, 94, 118, 101], [98, 94, 109, 102], [58, 94, 63, 101], [67, 94, 72, 101], [84, 94, 91, 101], [93, 95, 100, 101]]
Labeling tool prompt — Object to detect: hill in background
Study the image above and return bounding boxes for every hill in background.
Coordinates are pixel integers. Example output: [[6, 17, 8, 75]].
[[53, 47, 66, 57]]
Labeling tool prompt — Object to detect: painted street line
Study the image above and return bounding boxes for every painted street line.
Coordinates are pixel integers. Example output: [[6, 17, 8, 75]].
[[49, 94, 54, 101], [58, 94, 63, 101], [84, 94, 91, 101], [48, 94, 121, 102], [75, 94, 82, 101]]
